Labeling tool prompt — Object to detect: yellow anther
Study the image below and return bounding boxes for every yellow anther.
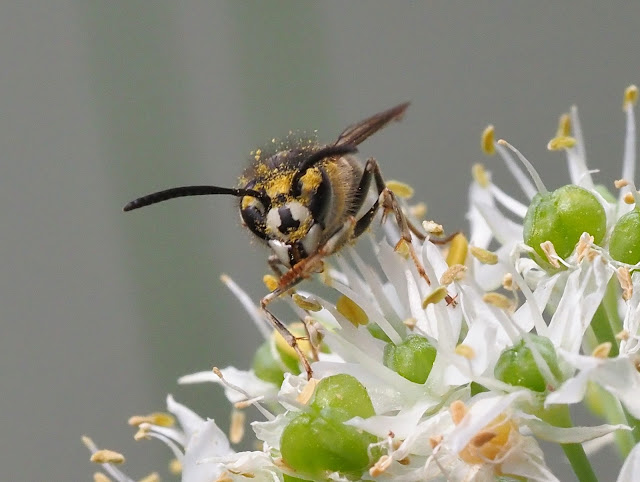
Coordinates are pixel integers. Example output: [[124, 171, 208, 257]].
[[292, 293, 322, 312], [446, 233, 468, 267], [624, 85, 638, 109], [410, 201, 427, 219], [273, 322, 314, 359], [540, 241, 561, 268], [617, 267, 633, 301], [394, 238, 410, 258], [455, 344, 475, 359], [336, 295, 369, 326], [471, 430, 497, 447], [387, 180, 414, 199], [369, 455, 393, 477], [90, 449, 125, 465], [482, 292, 514, 311], [296, 378, 318, 405], [169, 458, 182, 475], [481, 125, 496, 155], [459, 413, 518, 465], [472, 163, 490, 188], [615, 179, 629, 189], [139, 473, 160, 482], [557, 113, 572, 137], [422, 220, 444, 236], [93, 473, 111, 482], [450, 400, 468, 425], [624, 192, 636, 204], [128, 412, 175, 428], [470, 246, 498, 265], [229, 409, 245, 444], [616, 330, 630, 341], [422, 286, 449, 308], [592, 342, 612, 359], [263, 274, 279, 291], [576, 234, 595, 263], [547, 136, 577, 151], [440, 264, 467, 286], [502, 273, 515, 291], [429, 434, 443, 448], [403, 317, 417, 329], [216, 472, 234, 482], [134, 424, 151, 441]]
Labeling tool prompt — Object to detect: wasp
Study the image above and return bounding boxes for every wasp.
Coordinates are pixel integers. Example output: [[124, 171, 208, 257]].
[[124, 103, 430, 378]]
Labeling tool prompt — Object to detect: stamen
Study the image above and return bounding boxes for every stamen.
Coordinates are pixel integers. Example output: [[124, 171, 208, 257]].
[[450, 400, 468, 425], [615, 179, 629, 189], [592, 342, 612, 359], [369, 455, 393, 476], [429, 434, 443, 448], [616, 267, 633, 301], [169, 458, 182, 475], [616, 330, 630, 341], [296, 378, 318, 405], [498, 139, 548, 194], [547, 136, 577, 151], [472, 163, 490, 188], [623, 192, 636, 205], [422, 286, 449, 308], [90, 449, 125, 465], [387, 180, 414, 199], [481, 125, 496, 155], [212, 367, 274, 420], [502, 273, 514, 291], [139, 474, 160, 482], [336, 295, 369, 326], [540, 241, 561, 268], [93, 473, 111, 482], [470, 246, 498, 265], [482, 292, 514, 311], [128, 412, 175, 428], [624, 85, 638, 110], [134, 423, 151, 441], [557, 113, 572, 137], [471, 431, 497, 447], [410, 202, 428, 219], [403, 317, 417, 329], [292, 293, 322, 312], [422, 220, 444, 236], [229, 409, 245, 444], [455, 344, 475, 359], [446, 233, 469, 266], [440, 264, 467, 286]]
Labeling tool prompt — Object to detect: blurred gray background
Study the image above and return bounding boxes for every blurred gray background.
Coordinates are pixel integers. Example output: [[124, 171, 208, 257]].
[[2, 1, 639, 480]]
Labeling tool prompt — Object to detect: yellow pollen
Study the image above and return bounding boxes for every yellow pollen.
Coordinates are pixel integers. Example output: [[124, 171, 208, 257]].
[[576, 234, 595, 263], [263, 274, 279, 291], [387, 180, 415, 199], [624, 192, 636, 204], [134, 424, 151, 441], [592, 342, 612, 359], [394, 238, 410, 258], [440, 264, 467, 286], [296, 378, 318, 405], [128, 412, 174, 427], [403, 317, 417, 329], [422, 286, 449, 308], [369, 455, 393, 477], [459, 414, 518, 466], [292, 293, 322, 312], [169, 458, 182, 475], [299, 168, 322, 194], [422, 220, 443, 236], [616, 330, 630, 341], [90, 449, 125, 465], [617, 267, 633, 301], [540, 240, 561, 268], [557, 113, 572, 137], [216, 472, 233, 482], [547, 136, 577, 151], [472, 163, 490, 188], [230, 409, 245, 444], [624, 85, 638, 109], [615, 179, 629, 189], [483, 292, 514, 311], [398, 456, 411, 465], [93, 473, 111, 482], [502, 273, 514, 291], [481, 125, 496, 155], [429, 434, 443, 448], [336, 295, 369, 326], [450, 400, 468, 425], [455, 344, 475, 359], [410, 201, 428, 219], [273, 322, 314, 359], [138, 473, 160, 482], [446, 233, 469, 266], [470, 246, 498, 265]]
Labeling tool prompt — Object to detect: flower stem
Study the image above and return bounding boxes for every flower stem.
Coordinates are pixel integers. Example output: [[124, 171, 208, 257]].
[[541, 405, 598, 482]]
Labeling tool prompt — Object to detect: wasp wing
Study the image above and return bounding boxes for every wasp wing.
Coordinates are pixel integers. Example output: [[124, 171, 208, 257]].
[[333, 102, 410, 147]]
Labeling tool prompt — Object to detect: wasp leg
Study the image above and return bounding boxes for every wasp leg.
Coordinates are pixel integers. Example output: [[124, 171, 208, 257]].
[[356, 158, 431, 285], [267, 254, 285, 278]]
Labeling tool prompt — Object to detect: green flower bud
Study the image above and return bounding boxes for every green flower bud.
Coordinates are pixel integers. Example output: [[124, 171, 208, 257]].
[[609, 208, 640, 264], [494, 334, 562, 392], [523, 185, 606, 260], [383, 335, 437, 384], [280, 412, 375, 479], [252, 341, 286, 385], [311, 374, 375, 421]]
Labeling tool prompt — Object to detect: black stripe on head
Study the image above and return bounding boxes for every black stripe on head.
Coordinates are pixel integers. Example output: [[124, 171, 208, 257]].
[[277, 206, 300, 234]]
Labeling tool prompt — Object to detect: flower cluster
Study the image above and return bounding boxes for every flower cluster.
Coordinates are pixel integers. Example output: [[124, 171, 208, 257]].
[[86, 86, 640, 481]]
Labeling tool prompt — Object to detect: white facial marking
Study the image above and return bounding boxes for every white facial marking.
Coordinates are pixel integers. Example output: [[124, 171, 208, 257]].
[[266, 208, 282, 234], [288, 202, 310, 223], [302, 223, 322, 256], [268, 239, 291, 267]]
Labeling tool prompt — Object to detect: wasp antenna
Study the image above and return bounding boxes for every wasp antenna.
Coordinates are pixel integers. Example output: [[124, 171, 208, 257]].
[[124, 185, 264, 212], [291, 144, 358, 191]]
